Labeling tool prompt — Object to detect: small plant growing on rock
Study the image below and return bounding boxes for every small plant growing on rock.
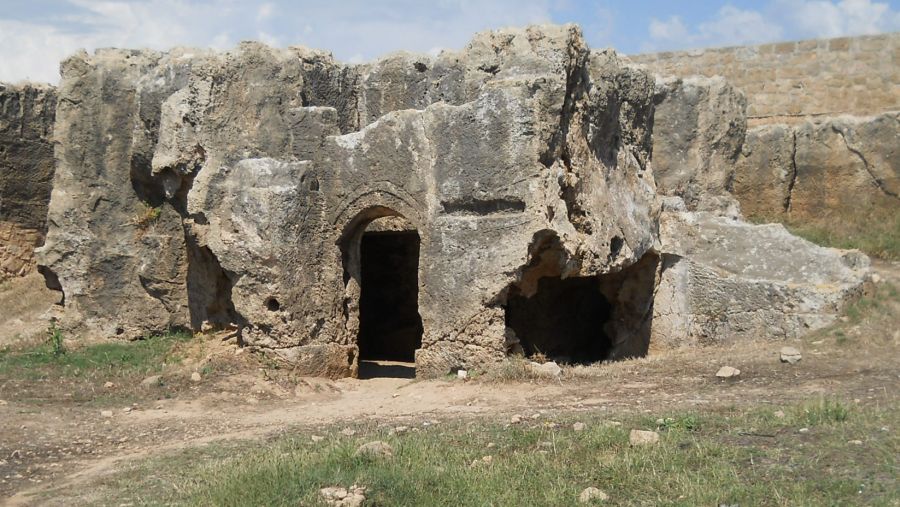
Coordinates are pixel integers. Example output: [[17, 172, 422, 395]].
[[134, 204, 162, 230], [47, 321, 65, 356]]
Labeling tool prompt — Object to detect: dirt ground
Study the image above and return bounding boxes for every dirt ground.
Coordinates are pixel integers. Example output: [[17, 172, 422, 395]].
[[1, 262, 898, 506]]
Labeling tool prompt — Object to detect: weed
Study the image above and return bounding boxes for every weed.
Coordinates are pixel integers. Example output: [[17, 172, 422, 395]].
[[795, 398, 850, 426], [46, 321, 65, 356], [657, 414, 702, 432], [134, 204, 162, 230]]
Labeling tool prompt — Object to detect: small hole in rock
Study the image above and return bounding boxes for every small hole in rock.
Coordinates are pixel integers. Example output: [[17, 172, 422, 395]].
[[265, 297, 280, 312], [115, 327, 124, 336], [413, 62, 427, 72]]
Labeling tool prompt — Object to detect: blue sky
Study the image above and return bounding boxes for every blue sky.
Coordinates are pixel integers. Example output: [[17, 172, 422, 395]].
[[2, 0, 899, 83]]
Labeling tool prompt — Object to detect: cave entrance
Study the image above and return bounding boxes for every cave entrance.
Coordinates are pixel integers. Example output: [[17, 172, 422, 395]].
[[503, 232, 659, 365], [505, 276, 614, 364]]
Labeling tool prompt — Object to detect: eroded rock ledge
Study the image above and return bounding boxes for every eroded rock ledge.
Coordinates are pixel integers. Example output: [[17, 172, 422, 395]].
[[33, 25, 871, 377]]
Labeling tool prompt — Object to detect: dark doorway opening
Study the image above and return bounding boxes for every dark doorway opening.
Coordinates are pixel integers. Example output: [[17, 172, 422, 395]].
[[505, 276, 614, 364], [358, 230, 423, 363]]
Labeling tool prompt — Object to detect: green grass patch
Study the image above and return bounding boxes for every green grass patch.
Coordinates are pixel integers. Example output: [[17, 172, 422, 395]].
[[747, 208, 900, 260], [0, 329, 192, 381], [78, 399, 899, 507]]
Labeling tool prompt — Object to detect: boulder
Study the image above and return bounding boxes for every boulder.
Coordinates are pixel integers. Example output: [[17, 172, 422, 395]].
[[652, 209, 869, 348]]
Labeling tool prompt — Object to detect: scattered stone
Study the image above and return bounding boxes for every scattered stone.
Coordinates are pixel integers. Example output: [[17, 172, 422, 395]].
[[100, 410, 113, 418], [715, 366, 741, 378], [531, 413, 542, 420], [103, 381, 115, 389], [529, 361, 562, 377], [122, 407, 133, 413], [848, 440, 863, 445], [774, 410, 786, 419], [799, 427, 810, 433], [629, 429, 660, 446], [319, 485, 367, 507], [470, 455, 493, 467], [140, 375, 162, 388], [457, 369, 468, 379], [510, 414, 523, 424], [573, 422, 586, 432], [190, 371, 202, 382], [9, 450, 21, 459], [487, 442, 496, 448], [779, 347, 802, 364], [871, 274, 881, 284], [340, 428, 356, 437], [579, 487, 609, 503], [354, 441, 394, 460], [311, 435, 324, 442], [389, 426, 408, 435]]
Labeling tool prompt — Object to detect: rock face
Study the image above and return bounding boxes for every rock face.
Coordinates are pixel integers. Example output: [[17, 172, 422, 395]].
[[734, 112, 899, 223], [652, 208, 870, 347], [0, 83, 56, 280], [651, 76, 747, 213], [33, 24, 870, 378]]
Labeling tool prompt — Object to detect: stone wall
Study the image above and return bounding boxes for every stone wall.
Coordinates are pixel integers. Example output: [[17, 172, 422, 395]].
[[630, 33, 899, 126], [0, 83, 56, 280], [734, 112, 899, 240]]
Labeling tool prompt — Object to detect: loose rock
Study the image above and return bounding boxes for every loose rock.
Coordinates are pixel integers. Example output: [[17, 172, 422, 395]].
[[529, 361, 563, 377], [579, 487, 609, 503], [629, 429, 660, 446], [457, 369, 468, 379], [340, 428, 356, 437], [573, 422, 586, 432], [354, 441, 393, 459], [319, 485, 367, 507], [140, 375, 162, 388], [779, 347, 802, 364], [190, 371, 202, 382], [510, 415, 523, 424], [715, 366, 741, 378], [100, 410, 113, 418]]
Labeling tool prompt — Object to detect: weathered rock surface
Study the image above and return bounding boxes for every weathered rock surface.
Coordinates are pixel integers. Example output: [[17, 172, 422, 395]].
[[734, 112, 899, 221], [652, 208, 870, 347], [650, 76, 747, 213], [37, 25, 662, 376], [31, 24, 871, 378], [0, 83, 56, 280]]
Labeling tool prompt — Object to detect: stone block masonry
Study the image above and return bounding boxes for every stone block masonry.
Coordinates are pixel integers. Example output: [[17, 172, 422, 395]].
[[629, 33, 899, 126]]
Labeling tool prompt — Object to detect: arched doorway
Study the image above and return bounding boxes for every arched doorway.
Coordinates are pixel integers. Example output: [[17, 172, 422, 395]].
[[340, 211, 423, 378]]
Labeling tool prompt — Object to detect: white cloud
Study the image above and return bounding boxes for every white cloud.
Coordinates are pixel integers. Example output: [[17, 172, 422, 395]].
[[646, 0, 900, 52], [647, 6, 783, 51], [774, 0, 900, 38], [256, 2, 274, 21], [649, 16, 689, 42], [0, 0, 555, 84]]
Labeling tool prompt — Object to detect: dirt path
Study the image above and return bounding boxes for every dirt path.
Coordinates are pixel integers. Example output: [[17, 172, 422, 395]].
[[2, 261, 898, 505]]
